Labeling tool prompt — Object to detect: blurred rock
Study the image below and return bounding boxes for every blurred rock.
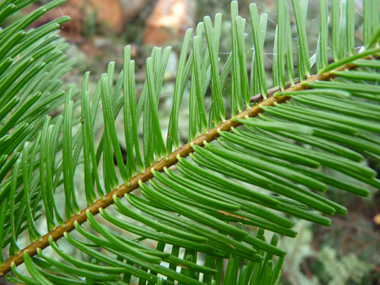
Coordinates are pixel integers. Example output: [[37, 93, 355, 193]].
[[24, 5, 84, 42], [66, 0, 124, 33], [24, 0, 149, 42], [374, 213, 380, 226], [143, 0, 196, 46]]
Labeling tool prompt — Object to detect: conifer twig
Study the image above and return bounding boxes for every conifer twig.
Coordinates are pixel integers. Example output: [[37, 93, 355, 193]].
[[0, 58, 373, 276]]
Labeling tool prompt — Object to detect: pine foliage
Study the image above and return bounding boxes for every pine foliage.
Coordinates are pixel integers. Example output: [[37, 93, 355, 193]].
[[1, 0, 380, 284], [317, 246, 373, 285]]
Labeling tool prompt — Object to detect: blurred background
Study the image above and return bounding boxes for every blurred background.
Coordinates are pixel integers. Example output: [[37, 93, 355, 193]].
[[1, 0, 380, 284]]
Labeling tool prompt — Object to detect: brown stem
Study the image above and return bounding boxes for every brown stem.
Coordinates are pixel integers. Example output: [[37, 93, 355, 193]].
[[0, 62, 365, 276]]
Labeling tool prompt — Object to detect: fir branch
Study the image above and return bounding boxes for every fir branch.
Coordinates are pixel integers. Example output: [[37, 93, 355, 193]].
[[0, 56, 374, 276]]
